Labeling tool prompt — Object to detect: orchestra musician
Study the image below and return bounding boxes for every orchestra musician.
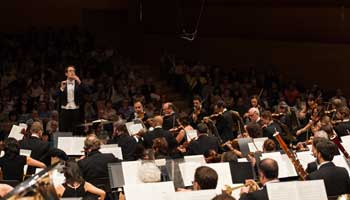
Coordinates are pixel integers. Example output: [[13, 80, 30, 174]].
[[189, 95, 207, 129], [127, 101, 149, 123], [306, 140, 350, 196], [333, 106, 350, 139], [260, 111, 283, 147], [162, 102, 178, 131], [240, 158, 279, 200], [187, 123, 221, 156]]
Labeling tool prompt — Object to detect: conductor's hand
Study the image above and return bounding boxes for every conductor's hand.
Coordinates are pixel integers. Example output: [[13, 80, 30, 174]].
[[60, 81, 67, 91], [72, 75, 81, 85]]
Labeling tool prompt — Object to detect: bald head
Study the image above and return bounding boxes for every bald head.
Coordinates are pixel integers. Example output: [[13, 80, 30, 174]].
[[153, 116, 163, 126], [259, 158, 279, 182]]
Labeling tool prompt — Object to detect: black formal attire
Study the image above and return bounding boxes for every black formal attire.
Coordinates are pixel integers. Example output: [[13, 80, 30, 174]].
[[107, 133, 138, 161], [306, 161, 318, 174], [0, 154, 26, 181], [240, 185, 268, 200], [188, 109, 207, 129], [262, 121, 283, 148], [187, 134, 221, 155], [19, 136, 68, 175], [78, 150, 120, 186], [143, 127, 178, 151], [57, 80, 87, 133], [334, 121, 350, 139], [215, 110, 236, 142], [306, 162, 350, 196], [162, 113, 178, 131], [62, 181, 86, 198]]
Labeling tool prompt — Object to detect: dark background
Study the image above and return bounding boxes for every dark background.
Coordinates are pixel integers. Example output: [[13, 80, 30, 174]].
[[1, 0, 350, 94]]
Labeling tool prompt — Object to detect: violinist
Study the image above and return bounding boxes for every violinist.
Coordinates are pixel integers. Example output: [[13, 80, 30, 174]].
[[215, 100, 239, 142], [127, 101, 149, 124], [246, 107, 262, 127], [261, 111, 282, 145], [333, 106, 350, 138], [189, 95, 207, 128], [142, 116, 178, 154], [162, 102, 178, 130], [295, 106, 323, 142], [187, 123, 221, 156]]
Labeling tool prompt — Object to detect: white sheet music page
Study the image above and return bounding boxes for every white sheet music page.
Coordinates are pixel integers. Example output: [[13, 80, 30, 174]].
[[179, 162, 202, 187], [171, 189, 217, 200], [125, 122, 144, 135], [205, 162, 233, 190], [261, 152, 286, 177], [57, 137, 85, 155], [332, 155, 350, 176], [124, 181, 175, 200], [100, 144, 123, 160], [122, 160, 143, 185], [296, 151, 315, 170], [9, 125, 24, 141], [20, 149, 31, 175], [186, 130, 198, 141], [184, 155, 206, 164], [267, 180, 327, 200]]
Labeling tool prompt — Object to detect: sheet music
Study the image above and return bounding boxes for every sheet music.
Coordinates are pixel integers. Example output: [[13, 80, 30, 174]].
[[341, 135, 350, 143], [57, 137, 85, 155], [248, 141, 264, 152], [238, 158, 248, 162], [267, 180, 327, 200], [333, 155, 350, 176], [100, 144, 123, 160], [125, 122, 144, 135], [253, 137, 268, 143], [19, 123, 28, 130], [155, 159, 166, 166], [205, 163, 233, 190], [122, 160, 143, 185], [124, 181, 175, 200], [184, 155, 206, 164], [8, 125, 24, 141], [171, 189, 217, 200], [296, 151, 315, 170], [261, 152, 297, 178], [20, 149, 31, 175], [179, 162, 201, 187], [186, 130, 198, 141]]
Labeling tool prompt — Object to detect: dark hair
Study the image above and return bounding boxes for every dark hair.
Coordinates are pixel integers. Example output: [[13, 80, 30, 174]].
[[261, 111, 272, 120], [212, 194, 236, 200], [194, 166, 218, 189], [246, 122, 263, 138], [64, 161, 84, 185], [65, 65, 76, 73], [193, 95, 202, 102], [312, 137, 328, 147], [263, 139, 276, 152], [216, 100, 226, 109], [316, 140, 338, 161], [197, 123, 208, 134], [4, 137, 20, 158], [258, 158, 279, 179], [152, 137, 168, 156], [221, 151, 238, 163]]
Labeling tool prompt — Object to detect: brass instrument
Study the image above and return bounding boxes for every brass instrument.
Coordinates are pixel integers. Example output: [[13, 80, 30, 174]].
[[222, 180, 260, 195], [4, 162, 63, 200], [274, 131, 308, 180]]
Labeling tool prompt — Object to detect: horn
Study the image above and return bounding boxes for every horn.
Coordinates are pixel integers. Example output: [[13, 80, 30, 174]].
[[4, 162, 64, 200]]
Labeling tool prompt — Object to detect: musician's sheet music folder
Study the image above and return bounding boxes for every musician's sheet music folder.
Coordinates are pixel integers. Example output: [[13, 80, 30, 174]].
[[266, 180, 327, 200]]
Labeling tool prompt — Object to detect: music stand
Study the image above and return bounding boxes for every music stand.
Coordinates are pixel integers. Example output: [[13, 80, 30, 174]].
[[238, 138, 253, 156], [229, 161, 257, 183], [53, 132, 73, 148]]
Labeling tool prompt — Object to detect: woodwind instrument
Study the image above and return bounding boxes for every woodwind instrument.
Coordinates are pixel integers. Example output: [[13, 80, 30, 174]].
[[273, 131, 308, 180], [329, 132, 350, 159]]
